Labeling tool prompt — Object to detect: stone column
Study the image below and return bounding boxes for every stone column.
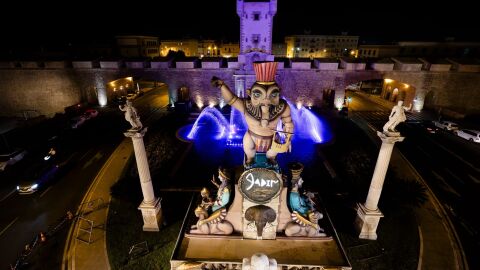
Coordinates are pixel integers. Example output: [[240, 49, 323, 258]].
[[125, 128, 162, 232], [355, 131, 404, 240]]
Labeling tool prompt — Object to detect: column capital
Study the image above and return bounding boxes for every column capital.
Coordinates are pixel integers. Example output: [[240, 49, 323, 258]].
[[124, 127, 148, 138], [377, 131, 404, 144]]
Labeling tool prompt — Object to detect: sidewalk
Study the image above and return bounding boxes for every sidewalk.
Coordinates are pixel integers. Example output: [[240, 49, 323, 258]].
[[350, 115, 468, 270], [62, 138, 134, 270]]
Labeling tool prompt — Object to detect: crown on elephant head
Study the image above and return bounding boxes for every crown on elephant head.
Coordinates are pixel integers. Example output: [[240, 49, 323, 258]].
[[253, 61, 278, 85]]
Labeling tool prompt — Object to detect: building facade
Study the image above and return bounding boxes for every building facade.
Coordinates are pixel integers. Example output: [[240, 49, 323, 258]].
[[220, 42, 240, 58], [116, 36, 159, 58], [358, 41, 480, 59], [272, 43, 287, 57], [198, 40, 221, 57], [358, 45, 400, 58], [160, 40, 199, 57], [285, 35, 358, 58]]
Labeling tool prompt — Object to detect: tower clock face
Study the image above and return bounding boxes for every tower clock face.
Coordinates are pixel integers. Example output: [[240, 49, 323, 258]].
[[239, 168, 282, 204]]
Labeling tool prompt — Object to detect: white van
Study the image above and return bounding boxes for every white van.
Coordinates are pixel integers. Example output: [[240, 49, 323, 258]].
[[455, 129, 480, 143]]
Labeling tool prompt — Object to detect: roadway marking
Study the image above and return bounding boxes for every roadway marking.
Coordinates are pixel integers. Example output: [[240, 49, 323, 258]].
[[468, 174, 480, 184], [417, 226, 423, 270], [444, 168, 465, 185], [431, 171, 461, 198], [0, 217, 19, 237], [82, 152, 104, 169], [0, 188, 16, 203], [79, 149, 94, 161], [40, 186, 53, 198], [416, 145, 432, 158]]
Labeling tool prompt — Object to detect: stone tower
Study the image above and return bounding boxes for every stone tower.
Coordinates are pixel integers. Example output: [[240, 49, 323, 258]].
[[237, 0, 277, 54]]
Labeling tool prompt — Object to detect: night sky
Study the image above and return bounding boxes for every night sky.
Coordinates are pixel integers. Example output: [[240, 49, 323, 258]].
[[1, 0, 479, 48]]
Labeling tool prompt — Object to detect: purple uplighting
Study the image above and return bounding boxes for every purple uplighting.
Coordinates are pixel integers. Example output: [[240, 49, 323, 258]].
[[226, 107, 247, 147], [186, 107, 229, 140], [286, 100, 325, 143], [180, 100, 331, 145]]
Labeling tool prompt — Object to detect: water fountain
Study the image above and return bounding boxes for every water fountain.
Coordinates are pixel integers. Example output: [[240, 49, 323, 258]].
[[180, 99, 330, 145], [172, 1, 350, 268], [185, 107, 230, 140], [286, 100, 328, 143]]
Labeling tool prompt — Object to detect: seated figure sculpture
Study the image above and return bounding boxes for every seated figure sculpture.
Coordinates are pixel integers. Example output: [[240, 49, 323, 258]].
[[288, 178, 317, 216], [285, 210, 326, 237], [286, 177, 326, 237], [211, 167, 231, 212], [211, 61, 294, 168], [189, 206, 233, 235]]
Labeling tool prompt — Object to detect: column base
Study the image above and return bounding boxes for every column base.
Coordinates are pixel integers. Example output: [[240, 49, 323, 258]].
[[138, 197, 163, 232], [354, 203, 383, 240]]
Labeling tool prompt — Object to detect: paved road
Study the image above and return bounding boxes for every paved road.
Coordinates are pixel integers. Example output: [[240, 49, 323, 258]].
[[349, 91, 479, 269], [0, 113, 124, 269], [0, 86, 169, 269], [398, 124, 480, 269]]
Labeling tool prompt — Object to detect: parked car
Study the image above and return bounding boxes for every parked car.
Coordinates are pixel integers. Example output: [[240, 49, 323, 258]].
[[69, 115, 87, 129], [114, 95, 127, 105], [433, 120, 459, 131], [418, 121, 439, 134], [0, 149, 27, 171], [83, 109, 98, 119], [455, 129, 480, 143]]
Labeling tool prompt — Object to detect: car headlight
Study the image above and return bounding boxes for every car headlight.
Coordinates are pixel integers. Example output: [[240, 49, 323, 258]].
[[16, 186, 19, 190], [31, 184, 38, 189]]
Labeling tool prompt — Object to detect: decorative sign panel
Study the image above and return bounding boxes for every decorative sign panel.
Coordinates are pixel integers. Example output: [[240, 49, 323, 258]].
[[239, 168, 282, 204]]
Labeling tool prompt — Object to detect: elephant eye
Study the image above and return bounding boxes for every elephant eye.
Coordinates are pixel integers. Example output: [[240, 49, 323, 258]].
[[252, 89, 262, 98], [270, 89, 280, 98]]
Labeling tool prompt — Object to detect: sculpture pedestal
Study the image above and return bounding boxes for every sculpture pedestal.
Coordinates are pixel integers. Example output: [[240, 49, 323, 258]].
[[355, 203, 383, 240], [138, 197, 162, 232]]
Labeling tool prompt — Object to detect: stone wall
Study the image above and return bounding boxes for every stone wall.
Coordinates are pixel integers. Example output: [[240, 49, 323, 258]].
[[383, 71, 480, 113], [0, 69, 126, 117], [0, 63, 479, 117]]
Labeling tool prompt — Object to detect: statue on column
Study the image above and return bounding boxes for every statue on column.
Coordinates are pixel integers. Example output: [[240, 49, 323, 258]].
[[211, 61, 294, 169], [383, 100, 412, 134], [119, 100, 143, 130]]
